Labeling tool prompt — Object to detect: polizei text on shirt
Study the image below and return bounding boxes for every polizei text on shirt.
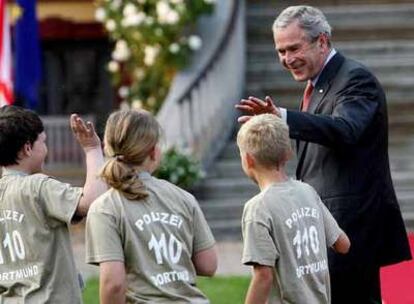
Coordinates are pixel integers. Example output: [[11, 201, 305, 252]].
[[135, 212, 183, 232]]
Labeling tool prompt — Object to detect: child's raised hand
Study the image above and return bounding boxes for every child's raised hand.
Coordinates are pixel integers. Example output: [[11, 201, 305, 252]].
[[70, 114, 101, 152]]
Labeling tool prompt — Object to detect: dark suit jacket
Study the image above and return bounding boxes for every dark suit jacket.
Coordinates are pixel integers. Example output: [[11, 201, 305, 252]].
[[286, 52, 411, 272]]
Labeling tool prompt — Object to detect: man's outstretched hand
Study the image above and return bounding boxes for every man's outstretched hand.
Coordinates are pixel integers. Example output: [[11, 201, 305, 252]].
[[235, 96, 280, 123]]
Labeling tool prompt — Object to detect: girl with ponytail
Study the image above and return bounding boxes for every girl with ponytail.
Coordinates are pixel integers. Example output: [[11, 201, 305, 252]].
[[85, 109, 217, 304]]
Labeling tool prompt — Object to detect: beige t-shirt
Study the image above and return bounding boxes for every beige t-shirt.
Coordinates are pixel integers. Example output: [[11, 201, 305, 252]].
[[242, 179, 342, 304], [86, 172, 215, 304], [0, 168, 83, 303]]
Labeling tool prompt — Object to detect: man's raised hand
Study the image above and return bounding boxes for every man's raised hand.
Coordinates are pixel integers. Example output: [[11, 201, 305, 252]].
[[235, 96, 280, 123]]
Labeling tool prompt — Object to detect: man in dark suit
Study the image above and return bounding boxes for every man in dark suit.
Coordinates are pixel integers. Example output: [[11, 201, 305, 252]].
[[237, 5, 411, 304]]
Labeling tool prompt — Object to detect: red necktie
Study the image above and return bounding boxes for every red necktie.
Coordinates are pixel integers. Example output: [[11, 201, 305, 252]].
[[301, 81, 314, 112]]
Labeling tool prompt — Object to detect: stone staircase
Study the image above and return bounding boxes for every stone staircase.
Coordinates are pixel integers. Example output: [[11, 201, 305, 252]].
[[195, 0, 414, 240]]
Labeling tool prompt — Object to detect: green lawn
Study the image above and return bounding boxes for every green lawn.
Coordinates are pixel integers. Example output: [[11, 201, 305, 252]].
[[83, 276, 250, 304]]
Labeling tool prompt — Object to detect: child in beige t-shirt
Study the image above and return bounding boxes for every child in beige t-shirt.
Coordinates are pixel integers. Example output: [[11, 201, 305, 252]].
[[237, 114, 350, 304], [0, 105, 106, 303], [85, 109, 217, 303]]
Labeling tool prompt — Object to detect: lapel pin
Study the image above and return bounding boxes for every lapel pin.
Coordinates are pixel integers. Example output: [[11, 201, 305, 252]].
[[319, 89, 324, 93]]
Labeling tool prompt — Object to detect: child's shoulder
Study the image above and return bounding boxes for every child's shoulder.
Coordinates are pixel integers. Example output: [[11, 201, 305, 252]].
[[253, 179, 313, 209], [273, 179, 319, 199], [292, 179, 321, 202], [147, 177, 202, 217], [13, 172, 51, 190], [31, 173, 56, 183], [30, 173, 81, 193], [245, 191, 265, 206], [292, 179, 317, 192], [150, 176, 196, 202], [28, 172, 75, 185], [89, 188, 120, 213], [243, 192, 267, 216]]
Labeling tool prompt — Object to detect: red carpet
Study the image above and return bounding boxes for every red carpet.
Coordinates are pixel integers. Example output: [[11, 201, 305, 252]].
[[381, 234, 414, 304]]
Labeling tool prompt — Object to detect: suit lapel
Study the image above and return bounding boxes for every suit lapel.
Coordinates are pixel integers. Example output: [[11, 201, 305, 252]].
[[296, 52, 346, 178], [309, 82, 330, 113], [309, 52, 345, 113]]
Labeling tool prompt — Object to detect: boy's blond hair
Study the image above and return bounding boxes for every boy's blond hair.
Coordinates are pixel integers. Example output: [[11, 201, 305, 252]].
[[237, 114, 292, 168]]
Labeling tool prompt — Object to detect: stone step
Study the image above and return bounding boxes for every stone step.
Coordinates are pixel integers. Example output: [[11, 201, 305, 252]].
[[199, 189, 414, 208], [200, 198, 245, 221], [247, 0, 414, 8], [388, 135, 414, 147], [389, 106, 414, 131], [194, 177, 259, 200], [208, 144, 414, 183], [390, 154, 414, 164], [246, 78, 414, 107], [247, 3, 414, 19], [216, 136, 414, 154], [208, 156, 414, 181], [213, 150, 414, 178], [201, 189, 414, 240], [390, 155, 414, 172], [247, 4, 414, 42], [209, 158, 298, 178], [402, 213, 414, 230], [247, 73, 414, 102], [390, 130, 414, 150], [197, 185, 414, 204], [389, 134, 414, 145], [209, 160, 244, 178], [208, 207, 414, 240], [247, 40, 414, 60], [248, 59, 414, 78], [207, 219, 243, 241], [392, 171, 414, 188], [221, 135, 414, 155], [397, 190, 414, 206], [199, 188, 414, 218], [240, 91, 414, 110], [220, 141, 240, 160], [248, 33, 414, 47], [200, 167, 414, 192], [248, 51, 414, 72], [389, 157, 414, 169], [247, 56, 414, 78], [248, 71, 414, 87]]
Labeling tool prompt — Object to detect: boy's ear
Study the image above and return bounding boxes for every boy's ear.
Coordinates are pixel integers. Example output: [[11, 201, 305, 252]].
[[245, 152, 256, 169], [148, 145, 157, 160], [20, 142, 33, 158]]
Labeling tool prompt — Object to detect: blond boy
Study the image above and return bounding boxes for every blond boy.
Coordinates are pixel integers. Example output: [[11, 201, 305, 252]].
[[237, 114, 350, 304]]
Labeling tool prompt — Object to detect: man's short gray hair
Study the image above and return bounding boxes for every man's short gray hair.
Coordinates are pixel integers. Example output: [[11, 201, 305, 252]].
[[273, 6, 332, 43]]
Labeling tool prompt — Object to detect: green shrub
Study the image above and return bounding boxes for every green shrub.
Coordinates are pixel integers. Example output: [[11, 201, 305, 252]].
[[154, 147, 203, 189]]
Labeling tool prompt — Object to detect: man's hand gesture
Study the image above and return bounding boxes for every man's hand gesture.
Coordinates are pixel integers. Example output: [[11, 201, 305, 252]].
[[235, 96, 280, 123]]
